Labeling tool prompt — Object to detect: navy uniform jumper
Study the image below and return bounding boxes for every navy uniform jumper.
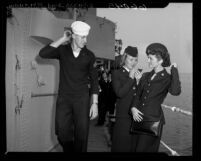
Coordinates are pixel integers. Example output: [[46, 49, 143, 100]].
[[111, 66, 138, 152], [39, 43, 99, 152]]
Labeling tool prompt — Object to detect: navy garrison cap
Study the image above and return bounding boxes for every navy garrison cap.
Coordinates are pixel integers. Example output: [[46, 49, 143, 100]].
[[124, 46, 138, 57]]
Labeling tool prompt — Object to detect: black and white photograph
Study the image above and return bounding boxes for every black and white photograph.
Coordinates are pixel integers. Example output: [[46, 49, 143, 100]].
[[3, 2, 193, 158]]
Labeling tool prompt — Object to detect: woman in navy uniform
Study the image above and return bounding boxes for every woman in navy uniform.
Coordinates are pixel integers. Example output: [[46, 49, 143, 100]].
[[111, 46, 142, 152], [130, 43, 181, 152]]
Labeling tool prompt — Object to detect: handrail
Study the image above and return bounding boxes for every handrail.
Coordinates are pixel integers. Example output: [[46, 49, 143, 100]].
[[160, 140, 180, 156], [162, 104, 192, 116], [31, 92, 58, 98], [106, 105, 189, 156], [160, 104, 191, 155]]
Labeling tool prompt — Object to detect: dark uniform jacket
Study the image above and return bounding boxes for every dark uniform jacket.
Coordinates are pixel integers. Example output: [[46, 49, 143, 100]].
[[111, 66, 139, 152], [112, 67, 138, 118], [107, 80, 117, 113], [130, 67, 181, 124]]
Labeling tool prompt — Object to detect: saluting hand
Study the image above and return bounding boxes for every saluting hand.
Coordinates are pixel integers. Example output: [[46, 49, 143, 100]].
[[62, 27, 72, 43], [131, 107, 144, 122], [50, 27, 72, 48]]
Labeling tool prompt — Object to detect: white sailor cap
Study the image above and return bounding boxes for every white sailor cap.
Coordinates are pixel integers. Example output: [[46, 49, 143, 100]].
[[71, 21, 91, 36]]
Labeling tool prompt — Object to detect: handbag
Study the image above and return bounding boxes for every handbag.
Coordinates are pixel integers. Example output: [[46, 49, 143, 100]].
[[130, 119, 162, 137]]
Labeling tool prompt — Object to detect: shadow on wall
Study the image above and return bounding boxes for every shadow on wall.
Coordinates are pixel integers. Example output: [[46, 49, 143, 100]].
[[35, 54, 60, 150]]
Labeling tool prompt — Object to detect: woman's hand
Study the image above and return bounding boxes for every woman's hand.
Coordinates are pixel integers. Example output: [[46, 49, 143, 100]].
[[166, 63, 178, 74], [129, 68, 136, 79], [170, 63, 177, 68], [131, 107, 144, 122], [134, 70, 142, 84], [129, 68, 142, 81]]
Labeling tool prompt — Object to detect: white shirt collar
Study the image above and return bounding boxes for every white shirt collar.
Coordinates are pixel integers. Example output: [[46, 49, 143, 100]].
[[73, 51, 80, 58]]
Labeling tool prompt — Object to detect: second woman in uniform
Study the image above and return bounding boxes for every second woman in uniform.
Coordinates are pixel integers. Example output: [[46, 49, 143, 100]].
[[130, 43, 181, 152]]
